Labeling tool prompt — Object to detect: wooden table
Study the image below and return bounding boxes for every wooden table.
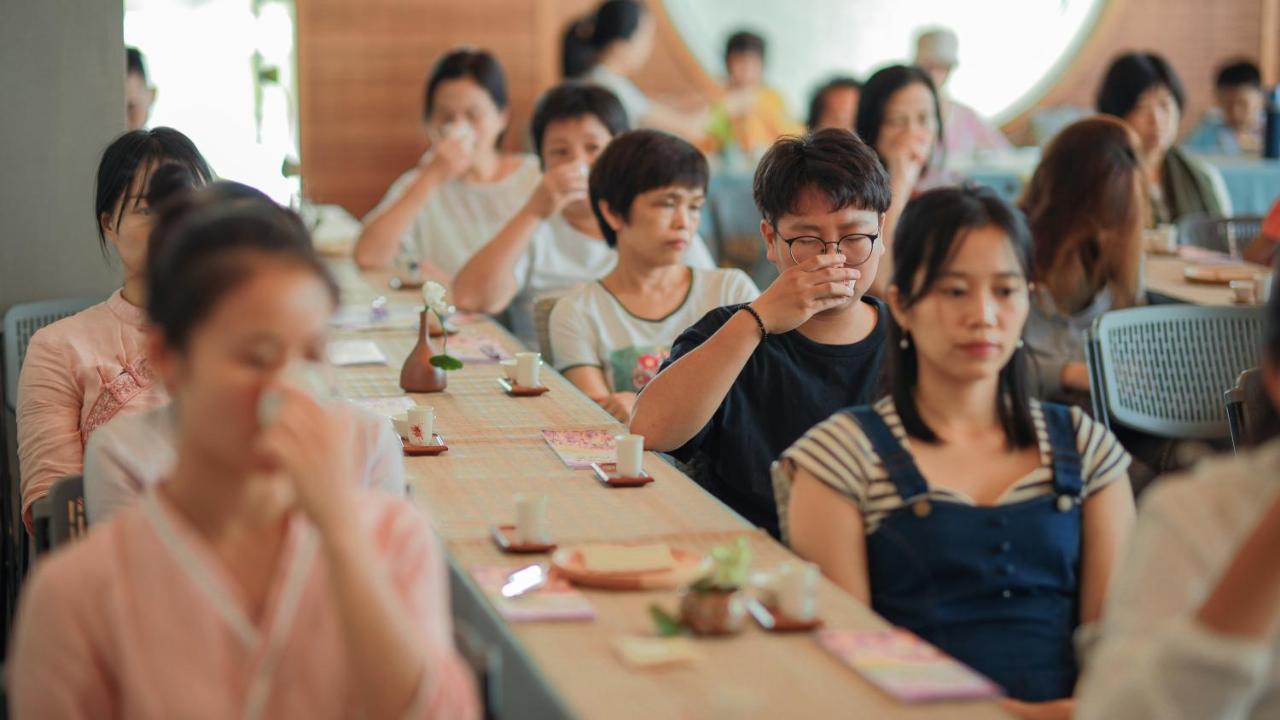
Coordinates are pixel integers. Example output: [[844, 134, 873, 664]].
[[1144, 252, 1272, 306], [327, 260, 1010, 719]]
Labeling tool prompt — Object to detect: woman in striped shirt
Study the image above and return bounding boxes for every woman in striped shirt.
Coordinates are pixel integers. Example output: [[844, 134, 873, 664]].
[[774, 186, 1135, 718]]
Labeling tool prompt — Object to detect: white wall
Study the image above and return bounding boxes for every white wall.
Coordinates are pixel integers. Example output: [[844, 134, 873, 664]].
[[0, 0, 125, 314]]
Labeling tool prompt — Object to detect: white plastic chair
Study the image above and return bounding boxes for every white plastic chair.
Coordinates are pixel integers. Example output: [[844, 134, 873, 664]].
[[1086, 305, 1266, 440]]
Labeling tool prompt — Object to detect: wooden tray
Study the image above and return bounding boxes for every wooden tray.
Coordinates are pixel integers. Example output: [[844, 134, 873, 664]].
[[403, 434, 448, 456], [591, 462, 653, 488], [490, 524, 556, 553], [1184, 264, 1259, 285], [497, 378, 550, 397], [551, 545, 707, 591], [747, 598, 823, 633]]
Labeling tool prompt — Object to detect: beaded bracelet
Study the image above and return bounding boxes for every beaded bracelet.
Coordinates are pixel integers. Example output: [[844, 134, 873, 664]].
[[737, 305, 768, 342]]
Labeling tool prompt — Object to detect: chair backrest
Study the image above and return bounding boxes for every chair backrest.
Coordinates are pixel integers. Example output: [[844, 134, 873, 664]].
[[704, 175, 778, 289], [3, 296, 100, 413], [533, 295, 562, 366], [31, 475, 86, 556], [453, 618, 501, 720], [1088, 305, 1266, 439], [1176, 213, 1264, 256], [1225, 367, 1280, 450]]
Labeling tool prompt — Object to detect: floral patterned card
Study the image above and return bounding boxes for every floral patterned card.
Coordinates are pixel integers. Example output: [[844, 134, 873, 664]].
[[816, 628, 1002, 703], [541, 429, 617, 468]]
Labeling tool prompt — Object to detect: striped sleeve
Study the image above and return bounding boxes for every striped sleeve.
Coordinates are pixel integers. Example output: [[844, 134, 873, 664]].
[[776, 411, 879, 507], [1072, 406, 1132, 498]]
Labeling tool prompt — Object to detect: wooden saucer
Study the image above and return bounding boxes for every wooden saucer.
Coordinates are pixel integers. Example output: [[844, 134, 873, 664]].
[[403, 434, 448, 456], [1184, 264, 1258, 285], [497, 378, 550, 397], [747, 598, 823, 633], [590, 462, 653, 488], [490, 524, 556, 553]]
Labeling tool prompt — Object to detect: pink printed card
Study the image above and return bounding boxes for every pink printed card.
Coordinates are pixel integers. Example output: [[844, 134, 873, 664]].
[[816, 628, 1003, 703], [541, 429, 617, 468]]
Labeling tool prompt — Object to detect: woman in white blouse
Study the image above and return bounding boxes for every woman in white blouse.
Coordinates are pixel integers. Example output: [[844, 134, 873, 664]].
[[1078, 267, 1280, 720], [355, 47, 539, 281]]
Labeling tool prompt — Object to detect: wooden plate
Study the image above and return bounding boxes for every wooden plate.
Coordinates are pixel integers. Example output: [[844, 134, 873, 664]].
[[1184, 264, 1259, 285], [746, 598, 824, 633], [497, 378, 550, 397], [490, 524, 556, 553], [591, 462, 653, 488], [403, 434, 448, 456], [551, 545, 707, 590]]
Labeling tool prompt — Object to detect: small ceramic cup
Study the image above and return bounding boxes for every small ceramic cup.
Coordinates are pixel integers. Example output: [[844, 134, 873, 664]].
[[1230, 279, 1258, 305], [515, 352, 541, 387], [514, 493, 549, 545], [407, 406, 434, 446]]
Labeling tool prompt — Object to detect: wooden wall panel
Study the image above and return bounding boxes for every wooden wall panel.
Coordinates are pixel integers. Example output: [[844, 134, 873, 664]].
[[298, 0, 1278, 216]]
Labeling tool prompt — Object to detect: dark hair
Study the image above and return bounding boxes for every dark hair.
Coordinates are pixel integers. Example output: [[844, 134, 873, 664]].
[[752, 129, 891, 228], [856, 65, 944, 170], [1097, 52, 1186, 118], [126, 46, 147, 81], [146, 182, 339, 349], [588, 129, 708, 247], [423, 48, 509, 120], [1216, 60, 1262, 91], [888, 185, 1036, 448], [562, 0, 646, 78], [95, 127, 213, 255], [530, 82, 629, 163], [725, 30, 765, 62], [807, 76, 861, 131]]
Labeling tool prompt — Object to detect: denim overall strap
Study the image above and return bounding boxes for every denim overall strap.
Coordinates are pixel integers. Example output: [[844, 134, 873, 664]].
[[1040, 403, 1084, 498], [848, 407, 929, 502]]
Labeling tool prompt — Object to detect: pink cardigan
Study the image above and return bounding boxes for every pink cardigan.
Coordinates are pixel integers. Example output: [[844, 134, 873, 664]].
[[9, 490, 478, 719], [16, 290, 167, 528]]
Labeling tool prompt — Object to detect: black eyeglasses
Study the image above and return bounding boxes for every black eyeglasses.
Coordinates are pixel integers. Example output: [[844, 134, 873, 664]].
[[777, 229, 879, 265]]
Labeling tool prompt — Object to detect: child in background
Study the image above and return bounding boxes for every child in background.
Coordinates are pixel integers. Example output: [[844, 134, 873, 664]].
[[704, 31, 804, 166]]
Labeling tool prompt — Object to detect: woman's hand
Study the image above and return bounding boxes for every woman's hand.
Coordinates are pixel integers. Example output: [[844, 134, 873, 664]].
[[880, 131, 930, 191], [422, 125, 476, 181], [527, 162, 589, 218], [255, 384, 359, 536], [597, 391, 638, 424]]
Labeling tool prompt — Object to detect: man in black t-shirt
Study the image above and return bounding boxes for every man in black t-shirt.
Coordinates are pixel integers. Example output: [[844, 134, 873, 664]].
[[631, 129, 892, 538]]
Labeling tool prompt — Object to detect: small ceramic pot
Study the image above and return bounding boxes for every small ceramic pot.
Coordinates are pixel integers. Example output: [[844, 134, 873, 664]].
[[679, 587, 746, 636]]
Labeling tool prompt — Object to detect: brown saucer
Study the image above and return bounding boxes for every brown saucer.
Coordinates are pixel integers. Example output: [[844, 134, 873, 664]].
[[747, 598, 823, 633], [490, 524, 557, 553], [590, 462, 653, 488], [497, 378, 550, 397], [403, 434, 448, 456]]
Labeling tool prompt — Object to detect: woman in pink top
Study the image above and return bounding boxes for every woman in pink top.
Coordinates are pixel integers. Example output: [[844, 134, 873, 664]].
[[9, 184, 478, 718], [16, 128, 212, 530]]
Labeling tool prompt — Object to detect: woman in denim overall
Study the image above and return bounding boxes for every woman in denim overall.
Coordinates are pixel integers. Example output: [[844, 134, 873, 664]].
[[778, 187, 1135, 719]]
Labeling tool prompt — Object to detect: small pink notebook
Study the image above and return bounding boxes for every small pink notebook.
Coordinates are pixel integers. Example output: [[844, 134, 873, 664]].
[[816, 628, 1003, 703], [470, 566, 596, 622]]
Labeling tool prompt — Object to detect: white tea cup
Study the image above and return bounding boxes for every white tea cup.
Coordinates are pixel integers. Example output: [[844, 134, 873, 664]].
[[515, 352, 541, 387], [775, 561, 819, 621], [500, 358, 518, 382], [1230, 279, 1257, 305], [615, 434, 644, 477], [407, 406, 434, 446], [514, 493, 549, 545]]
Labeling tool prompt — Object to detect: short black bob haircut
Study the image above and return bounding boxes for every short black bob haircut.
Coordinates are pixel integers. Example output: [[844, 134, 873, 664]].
[[806, 76, 861, 131], [887, 185, 1036, 449], [752, 128, 891, 229], [95, 127, 213, 256], [1216, 60, 1262, 91], [725, 31, 765, 62], [529, 82, 629, 164], [1097, 52, 1186, 118], [588, 129, 708, 248]]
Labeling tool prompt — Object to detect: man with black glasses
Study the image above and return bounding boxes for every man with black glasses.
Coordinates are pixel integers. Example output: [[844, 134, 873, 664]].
[[631, 129, 891, 539]]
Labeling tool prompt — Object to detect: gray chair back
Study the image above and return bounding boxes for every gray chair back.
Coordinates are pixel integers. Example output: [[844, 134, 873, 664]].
[[3, 296, 100, 414], [1177, 213, 1264, 256], [31, 475, 86, 556], [1087, 305, 1266, 439]]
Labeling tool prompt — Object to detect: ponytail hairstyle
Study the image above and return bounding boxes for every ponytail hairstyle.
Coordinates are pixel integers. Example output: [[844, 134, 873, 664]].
[[145, 181, 338, 350], [561, 0, 646, 78]]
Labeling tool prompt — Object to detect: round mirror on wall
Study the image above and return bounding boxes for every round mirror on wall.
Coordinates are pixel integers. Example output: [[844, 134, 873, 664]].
[[662, 0, 1106, 124]]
